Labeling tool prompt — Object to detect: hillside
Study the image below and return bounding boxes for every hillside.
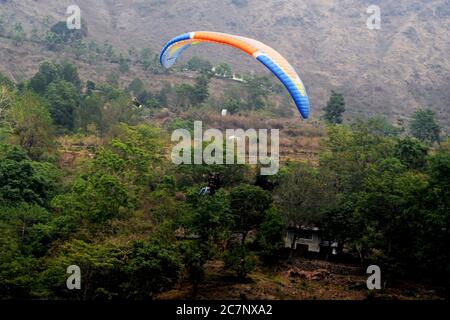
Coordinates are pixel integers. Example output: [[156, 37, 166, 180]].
[[0, 2, 449, 302], [156, 258, 443, 300], [0, 0, 449, 129]]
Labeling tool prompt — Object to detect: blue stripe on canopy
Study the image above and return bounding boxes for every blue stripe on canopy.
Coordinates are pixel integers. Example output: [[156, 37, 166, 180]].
[[256, 55, 310, 119]]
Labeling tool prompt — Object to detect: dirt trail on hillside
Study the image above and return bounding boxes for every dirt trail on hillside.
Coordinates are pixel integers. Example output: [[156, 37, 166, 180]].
[[156, 258, 442, 300]]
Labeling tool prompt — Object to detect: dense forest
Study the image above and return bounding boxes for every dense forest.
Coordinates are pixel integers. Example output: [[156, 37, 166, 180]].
[[0, 55, 448, 300]]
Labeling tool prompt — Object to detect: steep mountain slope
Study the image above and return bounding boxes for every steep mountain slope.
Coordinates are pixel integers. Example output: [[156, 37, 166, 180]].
[[0, 0, 449, 127]]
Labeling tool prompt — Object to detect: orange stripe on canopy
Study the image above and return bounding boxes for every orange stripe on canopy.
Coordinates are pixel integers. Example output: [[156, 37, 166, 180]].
[[193, 32, 259, 57]]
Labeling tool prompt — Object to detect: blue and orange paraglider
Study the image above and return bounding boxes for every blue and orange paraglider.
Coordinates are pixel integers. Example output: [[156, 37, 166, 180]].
[[160, 31, 310, 119]]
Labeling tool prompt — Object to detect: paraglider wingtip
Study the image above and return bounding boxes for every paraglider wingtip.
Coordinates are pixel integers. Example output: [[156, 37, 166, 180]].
[[300, 111, 309, 120]]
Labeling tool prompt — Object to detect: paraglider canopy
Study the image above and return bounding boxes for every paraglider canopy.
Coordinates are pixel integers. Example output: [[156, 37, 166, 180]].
[[160, 31, 310, 119]]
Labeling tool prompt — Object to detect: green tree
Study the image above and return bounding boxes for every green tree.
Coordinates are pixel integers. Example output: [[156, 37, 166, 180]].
[[179, 189, 232, 295], [181, 242, 206, 297], [0, 144, 59, 207], [366, 116, 400, 137], [243, 76, 271, 110], [43, 31, 63, 51], [191, 75, 210, 105], [0, 223, 40, 299], [186, 56, 213, 74], [28, 61, 81, 95], [125, 240, 182, 299], [73, 40, 87, 59], [223, 96, 241, 114], [46, 80, 79, 131], [223, 243, 256, 280], [0, 85, 14, 126], [317, 121, 449, 282], [86, 80, 96, 95], [395, 137, 428, 170], [135, 90, 157, 109], [29, 62, 60, 94], [53, 172, 129, 224], [141, 48, 152, 61], [174, 75, 209, 108], [422, 142, 450, 284], [100, 94, 142, 132], [410, 108, 441, 144], [49, 20, 87, 44], [140, 48, 156, 71], [8, 91, 55, 160], [52, 123, 161, 223], [275, 163, 337, 226], [175, 83, 194, 108], [215, 63, 233, 78], [40, 240, 123, 299], [189, 189, 232, 247], [0, 72, 14, 90], [11, 23, 26, 45], [58, 61, 82, 90], [318, 122, 399, 264], [320, 122, 395, 194], [119, 55, 130, 73], [257, 207, 284, 264], [358, 158, 428, 269], [230, 184, 272, 243], [323, 90, 345, 124], [0, 203, 54, 257], [76, 93, 103, 131], [106, 71, 119, 87], [128, 78, 145, 96]]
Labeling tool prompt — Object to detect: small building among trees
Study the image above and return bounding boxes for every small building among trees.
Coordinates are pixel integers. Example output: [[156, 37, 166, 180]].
[[285, 226, 339, 256]]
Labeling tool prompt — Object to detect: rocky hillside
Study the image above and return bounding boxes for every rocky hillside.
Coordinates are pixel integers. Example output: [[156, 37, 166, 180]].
[[0, 0, 449, 127]]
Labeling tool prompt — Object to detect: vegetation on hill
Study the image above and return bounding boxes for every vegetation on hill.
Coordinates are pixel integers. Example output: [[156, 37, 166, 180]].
[[1, 0, 449, 128], [0, 60, 448, 299]]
